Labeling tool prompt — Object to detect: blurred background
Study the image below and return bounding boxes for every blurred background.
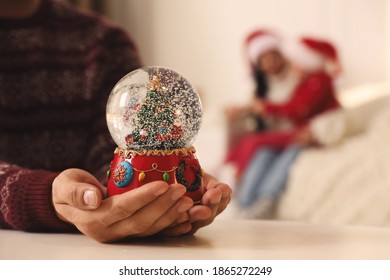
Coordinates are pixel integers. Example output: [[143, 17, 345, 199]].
[[68, 0, 389, 169], [68, 0, 390, 227]]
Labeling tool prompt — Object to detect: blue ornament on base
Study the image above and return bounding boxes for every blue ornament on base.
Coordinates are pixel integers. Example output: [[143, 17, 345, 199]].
[[113, 161, 133, 188]]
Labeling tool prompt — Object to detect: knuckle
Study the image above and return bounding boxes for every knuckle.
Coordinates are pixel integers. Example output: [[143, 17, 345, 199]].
[[66, 187, 79, 207], [131, 220, 152, 235], [112, 204, 131, 220]]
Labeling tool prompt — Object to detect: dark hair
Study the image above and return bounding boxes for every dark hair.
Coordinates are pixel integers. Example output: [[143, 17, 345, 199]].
[[253, 68, 268, 98], [251, 68, 268, 131]]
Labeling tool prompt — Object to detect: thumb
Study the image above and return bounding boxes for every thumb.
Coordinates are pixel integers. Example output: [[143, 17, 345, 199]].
[[60, 183, 103, 210], [52, 169, 104, 210]]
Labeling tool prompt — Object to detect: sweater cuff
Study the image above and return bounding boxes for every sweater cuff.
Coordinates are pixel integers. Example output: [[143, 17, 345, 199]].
[[17, 170, 77, 232]]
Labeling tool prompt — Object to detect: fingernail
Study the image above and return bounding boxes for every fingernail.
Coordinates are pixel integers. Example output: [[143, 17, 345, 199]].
[[177, 203, 193, 213], [210, 194, 222, 204], [83, 189, 97, 207], [171, 189, 185, 200], [222, 188, 230, 198], [214, 183, 229, 195]]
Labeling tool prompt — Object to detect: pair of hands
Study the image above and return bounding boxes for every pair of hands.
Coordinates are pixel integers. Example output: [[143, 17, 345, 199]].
[[52, 168, 231, 243]]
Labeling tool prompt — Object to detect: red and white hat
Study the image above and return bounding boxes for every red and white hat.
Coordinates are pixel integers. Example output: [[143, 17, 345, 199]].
[[283, 36, 340, 74], [301, 37, 338, 62], [245, 29, 281, 66]]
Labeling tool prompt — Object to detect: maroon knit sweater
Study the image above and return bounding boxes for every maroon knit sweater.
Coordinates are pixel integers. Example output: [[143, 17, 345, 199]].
[[0, 0, 142, 232]]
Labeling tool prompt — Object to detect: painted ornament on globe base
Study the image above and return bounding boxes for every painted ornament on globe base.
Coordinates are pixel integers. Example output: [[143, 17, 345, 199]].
[[106, 66, 204, 202]]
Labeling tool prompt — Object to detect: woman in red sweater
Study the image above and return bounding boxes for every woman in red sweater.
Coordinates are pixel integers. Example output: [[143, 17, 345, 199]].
[[0, 0, 231, 242]]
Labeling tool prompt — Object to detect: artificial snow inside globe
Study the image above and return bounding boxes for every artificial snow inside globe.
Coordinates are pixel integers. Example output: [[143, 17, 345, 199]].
[[106, 66, 204, 202]]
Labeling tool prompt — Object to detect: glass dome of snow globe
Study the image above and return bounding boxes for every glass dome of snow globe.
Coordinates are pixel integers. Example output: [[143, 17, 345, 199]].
[[106, 66, 202, 151]]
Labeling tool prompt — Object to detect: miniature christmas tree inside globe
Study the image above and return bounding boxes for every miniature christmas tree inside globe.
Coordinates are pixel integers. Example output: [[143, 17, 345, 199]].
[[106, 66, 202, 151], [105, 66, 204, 201]]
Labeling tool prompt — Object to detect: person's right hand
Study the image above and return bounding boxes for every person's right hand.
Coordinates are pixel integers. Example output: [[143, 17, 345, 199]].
[[224, 105, 248, 120], [52, 168, 193, 243], [294, 126, 316, 145]]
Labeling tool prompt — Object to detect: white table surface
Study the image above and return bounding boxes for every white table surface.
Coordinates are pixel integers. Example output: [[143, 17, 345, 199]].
[[1, 218, 390, 260]]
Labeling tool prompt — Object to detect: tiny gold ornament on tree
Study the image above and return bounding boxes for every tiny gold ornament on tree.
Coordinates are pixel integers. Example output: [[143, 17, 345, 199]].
[[150, 75, 161, 91]]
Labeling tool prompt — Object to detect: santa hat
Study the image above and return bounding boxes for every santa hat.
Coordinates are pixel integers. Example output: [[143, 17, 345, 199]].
[[301, 37, 338, 62], [283, 37, 340, 73], [245, 29, 281, 66]]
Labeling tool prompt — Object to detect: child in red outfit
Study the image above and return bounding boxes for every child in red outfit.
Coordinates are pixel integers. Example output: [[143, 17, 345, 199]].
[[227, 31, 341, 218], [228, 70, 339, 174]]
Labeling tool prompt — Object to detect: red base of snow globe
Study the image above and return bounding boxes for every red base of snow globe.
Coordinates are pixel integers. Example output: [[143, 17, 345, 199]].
[[107, 146, 204, 203]]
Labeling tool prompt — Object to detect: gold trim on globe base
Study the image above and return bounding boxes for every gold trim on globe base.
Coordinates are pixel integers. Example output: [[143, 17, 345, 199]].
[[114, 146, 196, 158]]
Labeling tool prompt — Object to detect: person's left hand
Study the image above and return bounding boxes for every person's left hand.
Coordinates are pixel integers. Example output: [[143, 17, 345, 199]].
[[251, 98, 266, 116], [159, 173, 232, 236]]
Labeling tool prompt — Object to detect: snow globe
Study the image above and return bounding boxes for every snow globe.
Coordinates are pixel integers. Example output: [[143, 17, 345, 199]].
[[106, 66, 204, 202]]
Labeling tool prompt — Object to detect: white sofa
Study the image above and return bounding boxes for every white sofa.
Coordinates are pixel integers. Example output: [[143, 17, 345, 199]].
[[196, 82, 390, 225], [276, 83, 390, 227]]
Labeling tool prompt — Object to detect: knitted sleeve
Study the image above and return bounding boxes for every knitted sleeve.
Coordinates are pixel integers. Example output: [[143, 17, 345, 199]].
[[0, 161, 76, 232], [0, 24, 142, 233]]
